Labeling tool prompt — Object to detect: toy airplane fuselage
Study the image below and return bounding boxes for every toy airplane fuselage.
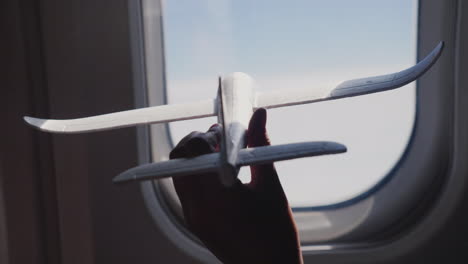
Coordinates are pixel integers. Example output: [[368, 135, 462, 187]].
[[24, 42, 444, 186]]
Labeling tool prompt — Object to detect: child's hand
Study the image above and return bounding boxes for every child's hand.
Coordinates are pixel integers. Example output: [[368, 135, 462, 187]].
[[170, 108, 303, 264]]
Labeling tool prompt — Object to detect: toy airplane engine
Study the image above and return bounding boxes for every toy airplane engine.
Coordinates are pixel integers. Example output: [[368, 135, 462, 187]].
[[24, 42, 444, 187]]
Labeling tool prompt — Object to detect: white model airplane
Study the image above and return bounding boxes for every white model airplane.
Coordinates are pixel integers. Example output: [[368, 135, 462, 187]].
[[24, 42, 444, 186]]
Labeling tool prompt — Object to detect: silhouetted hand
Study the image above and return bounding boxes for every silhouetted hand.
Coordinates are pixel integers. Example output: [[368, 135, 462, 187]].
[[170, 108, 303, 264]]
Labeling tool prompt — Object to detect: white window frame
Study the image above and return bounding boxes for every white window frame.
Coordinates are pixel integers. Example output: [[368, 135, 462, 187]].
[[130, 0, 468, 263]]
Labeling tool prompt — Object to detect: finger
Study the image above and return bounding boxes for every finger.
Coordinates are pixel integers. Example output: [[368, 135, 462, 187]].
[[247, 108, 281, 189], [170, 124, 222, 159], [169, 124, 223, 203]]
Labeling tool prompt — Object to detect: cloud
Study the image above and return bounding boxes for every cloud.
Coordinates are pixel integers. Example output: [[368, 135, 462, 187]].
[[165, 68, 415, 206]]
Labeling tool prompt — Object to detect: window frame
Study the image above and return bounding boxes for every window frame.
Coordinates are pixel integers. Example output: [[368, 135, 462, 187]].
[[134, 0, 468, 263]]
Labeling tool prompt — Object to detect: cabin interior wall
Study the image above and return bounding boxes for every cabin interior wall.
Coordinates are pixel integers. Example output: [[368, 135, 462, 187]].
[[2, 0, 199, 263]]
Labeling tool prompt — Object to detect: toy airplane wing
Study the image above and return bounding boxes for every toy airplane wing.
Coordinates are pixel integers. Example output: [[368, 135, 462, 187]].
[[24, 42, 443, 134], [255, 41, 443, 109], [23, 42, 444, 186], [24, 99, 217, 133]]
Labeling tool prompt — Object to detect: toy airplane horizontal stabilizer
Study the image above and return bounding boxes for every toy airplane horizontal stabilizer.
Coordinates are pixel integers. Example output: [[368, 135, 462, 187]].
[[113, 141, 346, 184], [23, 41, 444, 186]]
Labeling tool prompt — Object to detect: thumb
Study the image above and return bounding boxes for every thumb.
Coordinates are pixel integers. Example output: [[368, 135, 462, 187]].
[[247, 108, 270, 148], [247, 108, 281, 189]]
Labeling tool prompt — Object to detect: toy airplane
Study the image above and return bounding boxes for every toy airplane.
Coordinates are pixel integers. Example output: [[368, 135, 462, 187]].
[[24, 42, 444, 186]]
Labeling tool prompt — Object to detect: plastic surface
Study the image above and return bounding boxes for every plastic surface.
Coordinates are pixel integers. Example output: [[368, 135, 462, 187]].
[[113, 141, 346, 184], [24, 42, 443, 133], [23, 42, 443, 186], [255, 42, 444, 109], [24, 100, 216, 133]]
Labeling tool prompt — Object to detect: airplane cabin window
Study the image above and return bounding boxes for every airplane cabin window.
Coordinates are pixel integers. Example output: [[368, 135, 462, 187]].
[[133, 0, 458, 262], [163, 0, 417, 208]]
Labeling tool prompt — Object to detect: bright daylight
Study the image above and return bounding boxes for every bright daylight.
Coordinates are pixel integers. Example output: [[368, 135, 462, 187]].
[[163, 0, 417, 207]]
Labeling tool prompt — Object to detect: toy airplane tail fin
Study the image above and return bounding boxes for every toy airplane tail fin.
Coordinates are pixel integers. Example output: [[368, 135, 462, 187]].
[[113, 141, 346, 184]]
